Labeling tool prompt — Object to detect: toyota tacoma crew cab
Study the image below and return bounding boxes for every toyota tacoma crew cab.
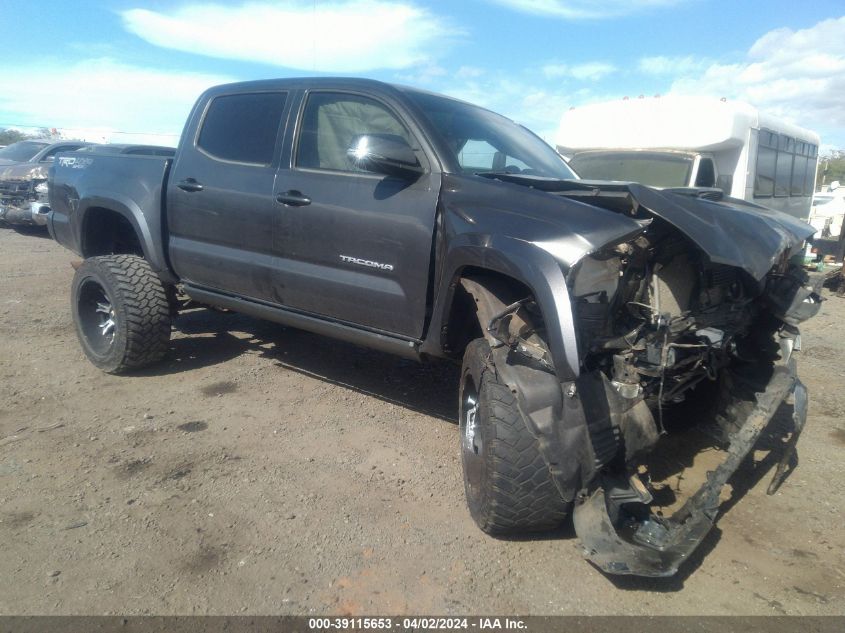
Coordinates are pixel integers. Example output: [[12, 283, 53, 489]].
[[48, 78, 820, 577]]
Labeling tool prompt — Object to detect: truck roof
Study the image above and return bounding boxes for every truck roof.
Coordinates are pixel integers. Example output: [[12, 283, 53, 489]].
[[200, 77, 426, 102], [557, 95, 820, 153], [201, 77, 499, 115]]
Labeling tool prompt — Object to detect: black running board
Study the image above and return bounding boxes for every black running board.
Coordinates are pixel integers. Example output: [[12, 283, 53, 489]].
[[183, 284, 422, 361]]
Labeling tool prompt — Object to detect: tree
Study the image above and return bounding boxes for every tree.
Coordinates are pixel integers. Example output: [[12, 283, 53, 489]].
[[0, 128, 29, 146], [817, 150, 845, 191]]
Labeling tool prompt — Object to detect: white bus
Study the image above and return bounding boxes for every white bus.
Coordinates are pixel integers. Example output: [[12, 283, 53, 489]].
[[556, 95, 820, 220]]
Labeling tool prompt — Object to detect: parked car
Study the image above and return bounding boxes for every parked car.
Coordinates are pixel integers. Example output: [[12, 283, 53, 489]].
[[0, 140, 92, 226], [808, 182, 845, 239], [48, 78, 819, 577], [803, 182, 845, 261]]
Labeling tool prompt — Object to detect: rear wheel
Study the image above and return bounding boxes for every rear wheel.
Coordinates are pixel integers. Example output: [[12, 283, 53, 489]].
[[459, 338, 570, 534], [71, 255, 171, 374]]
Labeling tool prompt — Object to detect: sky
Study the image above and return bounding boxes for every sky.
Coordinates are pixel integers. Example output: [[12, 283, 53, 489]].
[[2, 0, 845, 149]]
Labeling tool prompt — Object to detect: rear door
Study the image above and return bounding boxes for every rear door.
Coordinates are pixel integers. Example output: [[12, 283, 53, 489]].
[[167, 90, 292, 302], [271, 89, 441, 339]]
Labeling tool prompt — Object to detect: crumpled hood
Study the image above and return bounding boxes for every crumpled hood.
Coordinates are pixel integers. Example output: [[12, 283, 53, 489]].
[[474, 174, 814, 281], [440, 174, 645, 269], [618, 183, 814, 281]]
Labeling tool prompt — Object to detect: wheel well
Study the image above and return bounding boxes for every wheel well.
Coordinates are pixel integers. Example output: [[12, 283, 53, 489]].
[[82, 208, 144, 258], [444, 268, 534, 358]]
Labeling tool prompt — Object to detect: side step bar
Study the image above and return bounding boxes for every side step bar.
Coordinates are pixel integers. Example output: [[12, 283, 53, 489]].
[[183, 284, 422, 361]]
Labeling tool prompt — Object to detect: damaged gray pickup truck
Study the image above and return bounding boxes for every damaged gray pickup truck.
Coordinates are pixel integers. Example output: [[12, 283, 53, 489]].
[[47, 78, 821, 577]]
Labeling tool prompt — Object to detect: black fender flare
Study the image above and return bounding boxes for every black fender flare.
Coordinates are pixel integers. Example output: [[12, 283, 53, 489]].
[[424, 234, 581, 382], [77, 192, 173, 281]]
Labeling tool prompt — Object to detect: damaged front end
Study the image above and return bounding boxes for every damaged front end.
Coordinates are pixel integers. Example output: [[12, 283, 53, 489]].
[[486, 182, 821, 577], [0, 164, 51, 226]]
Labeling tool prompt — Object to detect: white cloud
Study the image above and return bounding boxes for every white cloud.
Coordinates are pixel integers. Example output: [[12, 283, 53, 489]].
[[455, 66, 485, 80], [395, 63, 448, 86], [122, 1, 457, 73], [491, 0, 684, 19], [542, 62, 616, 80], [667, 16, 845, 145], [436, 77, 584, 143], [638, 55, 708, 75], [0, 58, 230, 140]]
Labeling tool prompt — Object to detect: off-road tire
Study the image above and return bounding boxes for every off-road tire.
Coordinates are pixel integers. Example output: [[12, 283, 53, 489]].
[[459, 338, 570, 534], [71, 255, 171, 374]]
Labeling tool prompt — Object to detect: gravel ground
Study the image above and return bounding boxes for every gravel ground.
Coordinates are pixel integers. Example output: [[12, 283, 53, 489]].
[[1, 226, 843, 616]]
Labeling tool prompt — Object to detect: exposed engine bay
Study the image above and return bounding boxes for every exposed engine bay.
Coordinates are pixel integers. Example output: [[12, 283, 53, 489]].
[[482, 180, 822, 577], [563, 207, 821, 576], [566, 200, 821, 458], [572, 225, 761, 453]]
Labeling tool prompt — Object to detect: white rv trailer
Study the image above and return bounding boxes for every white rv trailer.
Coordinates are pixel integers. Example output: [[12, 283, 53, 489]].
[[556, 96, 820, 220]]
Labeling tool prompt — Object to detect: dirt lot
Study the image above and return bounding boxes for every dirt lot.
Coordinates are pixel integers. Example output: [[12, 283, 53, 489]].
[[1, 226, 844, 616]]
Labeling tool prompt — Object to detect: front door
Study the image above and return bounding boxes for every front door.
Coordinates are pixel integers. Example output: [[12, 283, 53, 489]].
[[271, 90, 440, 339]]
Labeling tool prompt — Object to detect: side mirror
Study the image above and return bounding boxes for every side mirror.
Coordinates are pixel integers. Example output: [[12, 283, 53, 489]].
[[347, 134, 422, 178]]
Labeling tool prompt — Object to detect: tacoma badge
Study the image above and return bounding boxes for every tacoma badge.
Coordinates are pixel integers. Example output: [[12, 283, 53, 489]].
[[339, 255, 394, 271]]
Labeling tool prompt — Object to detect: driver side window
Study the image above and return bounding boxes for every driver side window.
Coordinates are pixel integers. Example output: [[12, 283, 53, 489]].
[[296, 92, 412, 173]]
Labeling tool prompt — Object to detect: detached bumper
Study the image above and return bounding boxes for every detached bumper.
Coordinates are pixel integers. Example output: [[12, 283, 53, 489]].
[[573, 363, 807, 577]]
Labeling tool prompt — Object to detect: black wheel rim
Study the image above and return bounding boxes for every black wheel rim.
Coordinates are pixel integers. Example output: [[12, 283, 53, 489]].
[[78, 279, 116, 355], [460, 373, 484, 495]]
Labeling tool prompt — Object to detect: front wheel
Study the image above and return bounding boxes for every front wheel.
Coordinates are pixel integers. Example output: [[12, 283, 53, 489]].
[[459, 338, 570, 534], [71, 255, 171, 374]]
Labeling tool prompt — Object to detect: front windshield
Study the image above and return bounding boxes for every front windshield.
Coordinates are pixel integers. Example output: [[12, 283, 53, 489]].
[[568, 151, 693, 188], [0, 140, 49, 162], [404, 90, 576, 179]]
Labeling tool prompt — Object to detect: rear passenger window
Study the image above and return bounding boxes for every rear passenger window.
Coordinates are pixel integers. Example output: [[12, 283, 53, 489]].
[[755, 146, 776, 197], [791, 154, 808, 196], [197, 92, 287, 164], [755, 128, 817, 199], [774, 151, 793, 197]]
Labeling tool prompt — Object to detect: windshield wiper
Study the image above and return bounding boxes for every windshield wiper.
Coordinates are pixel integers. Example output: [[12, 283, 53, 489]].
[[474, 170, 564, 181], [473, 170, 517, 177]]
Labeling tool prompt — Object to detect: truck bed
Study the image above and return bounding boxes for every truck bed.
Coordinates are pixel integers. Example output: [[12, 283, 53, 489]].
[[49, 153, 172, 275]]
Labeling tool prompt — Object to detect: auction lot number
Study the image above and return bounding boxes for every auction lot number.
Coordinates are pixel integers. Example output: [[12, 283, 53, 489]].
[[309, 618, 526, 630]]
